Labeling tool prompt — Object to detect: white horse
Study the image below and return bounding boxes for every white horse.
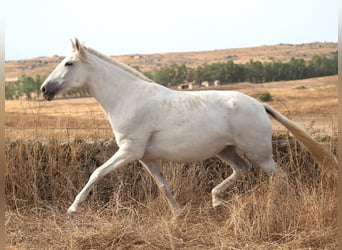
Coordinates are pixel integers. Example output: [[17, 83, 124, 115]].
[[41, 39, 337, 215]]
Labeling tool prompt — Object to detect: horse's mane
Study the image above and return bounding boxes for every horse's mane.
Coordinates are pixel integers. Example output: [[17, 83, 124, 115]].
[[79, 44, 153, 82]]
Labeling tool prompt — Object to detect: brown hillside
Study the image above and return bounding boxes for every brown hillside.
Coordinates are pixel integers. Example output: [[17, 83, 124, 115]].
[[5, 42, 337, 79]]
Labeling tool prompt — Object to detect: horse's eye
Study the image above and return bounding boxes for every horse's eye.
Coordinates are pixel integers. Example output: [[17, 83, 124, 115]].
[[65, 62, 73, 66]]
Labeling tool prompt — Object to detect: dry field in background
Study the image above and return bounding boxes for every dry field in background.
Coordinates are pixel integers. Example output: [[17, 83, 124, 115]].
[[5, 75, 338, 138], [5, 76, 338, 249]]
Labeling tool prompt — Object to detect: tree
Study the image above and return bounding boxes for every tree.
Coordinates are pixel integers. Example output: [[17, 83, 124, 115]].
[[288, 58, 307, 80], [204, 63, 225, 82], [194, 65, 206, 83], [246, 60, 264, 83], [20, 75, 35, 100], [34, 75, 45, 99], [173, 64, 188, 86], [5, 82, 17, 100], [271, 61, 289, 81], [186, 67, 196, 83], [153, 65, 175, 86], [224, 60, 246, 83], [307, 54, 337, 78], [263, 62, 275, 82]]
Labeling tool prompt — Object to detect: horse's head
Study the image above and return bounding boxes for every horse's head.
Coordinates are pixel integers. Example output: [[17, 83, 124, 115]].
[[41, 38, 90, 101]]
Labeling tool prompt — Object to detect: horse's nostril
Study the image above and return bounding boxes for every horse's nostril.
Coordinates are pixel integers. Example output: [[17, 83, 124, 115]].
[[41, 87, 46, 93]]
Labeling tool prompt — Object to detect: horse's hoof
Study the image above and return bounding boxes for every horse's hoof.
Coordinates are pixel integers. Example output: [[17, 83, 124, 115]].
[[212, 197, 223, 208], [66, 206, 78, 218]]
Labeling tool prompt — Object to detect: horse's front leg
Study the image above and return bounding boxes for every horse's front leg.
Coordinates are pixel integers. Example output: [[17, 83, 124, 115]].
[[67, 141, 144, 215], [140, 160, 181, 214]]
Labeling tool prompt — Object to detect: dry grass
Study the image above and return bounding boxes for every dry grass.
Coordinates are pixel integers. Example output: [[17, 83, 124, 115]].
[[5, 76, 338, 249], [5, 136, 337, 249], [5, 97, 112, 139]]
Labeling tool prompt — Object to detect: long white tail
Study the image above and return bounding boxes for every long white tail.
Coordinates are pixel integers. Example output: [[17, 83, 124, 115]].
[[263, 103, 337, 177]]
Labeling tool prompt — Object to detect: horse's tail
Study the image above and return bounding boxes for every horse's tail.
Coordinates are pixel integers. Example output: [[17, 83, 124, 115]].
[[263, 103, 337, 177]]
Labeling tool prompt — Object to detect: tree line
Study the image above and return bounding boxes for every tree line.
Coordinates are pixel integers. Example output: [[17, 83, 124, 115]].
[[5, 75, 90, 100], [145, 51, 338, 87], [5, 75, 44, 100], [5, 52, 337, 100]]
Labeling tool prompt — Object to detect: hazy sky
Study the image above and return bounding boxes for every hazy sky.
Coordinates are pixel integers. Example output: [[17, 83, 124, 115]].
[[4, 0, 338, 60]]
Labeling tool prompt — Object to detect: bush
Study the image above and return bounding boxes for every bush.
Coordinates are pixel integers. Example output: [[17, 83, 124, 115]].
[[259, 92, 273, 102], [5, 82, 17, 100]]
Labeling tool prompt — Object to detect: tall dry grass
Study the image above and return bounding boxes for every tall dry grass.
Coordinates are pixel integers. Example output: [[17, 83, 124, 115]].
[[5, 131, 337, 249]]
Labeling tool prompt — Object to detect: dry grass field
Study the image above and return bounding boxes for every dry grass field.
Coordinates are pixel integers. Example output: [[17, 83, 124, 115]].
[[5, 76, 338, 249], [5, 75, 338, 138]]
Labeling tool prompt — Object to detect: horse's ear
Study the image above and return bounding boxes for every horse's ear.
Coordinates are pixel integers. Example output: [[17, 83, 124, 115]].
[[71, 39, 75, 49], [73, 38, 87, 62], [74, 38, 83, 52]]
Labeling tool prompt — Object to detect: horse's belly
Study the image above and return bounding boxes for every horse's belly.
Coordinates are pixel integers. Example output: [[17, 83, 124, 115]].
[[143, 130, 231, 162]]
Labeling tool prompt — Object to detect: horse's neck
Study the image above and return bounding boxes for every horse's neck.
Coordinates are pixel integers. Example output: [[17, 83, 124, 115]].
[[86, 55, 156, 120]]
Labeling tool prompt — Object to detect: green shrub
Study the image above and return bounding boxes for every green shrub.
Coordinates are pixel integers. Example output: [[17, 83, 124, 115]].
[[259, 91, 273, 102]]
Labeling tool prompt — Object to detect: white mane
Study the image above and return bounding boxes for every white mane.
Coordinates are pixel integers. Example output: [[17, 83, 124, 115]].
[[83, 46, 153, 82]]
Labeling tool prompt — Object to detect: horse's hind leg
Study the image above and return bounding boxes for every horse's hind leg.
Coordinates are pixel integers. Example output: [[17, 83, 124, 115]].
[[245, 149, 289, 190], [244, 146, 287, 181], [212, 145, 251, 207]]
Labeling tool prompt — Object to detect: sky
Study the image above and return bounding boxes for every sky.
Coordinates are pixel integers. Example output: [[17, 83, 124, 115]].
[[4, 0, 338, 60]]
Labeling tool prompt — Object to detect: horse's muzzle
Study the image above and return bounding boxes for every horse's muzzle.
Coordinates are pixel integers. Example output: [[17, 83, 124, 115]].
[[41, 81, 60, 101]]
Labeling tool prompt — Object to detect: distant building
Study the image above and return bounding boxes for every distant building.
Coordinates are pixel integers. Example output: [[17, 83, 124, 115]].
[[214, 80, 221, 86], [5, 77, 19, 82], [201, 81, 209, 88], [177, 82, 199, 90], [201, 80, 221, 88], [177, 80, 221, 90]]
